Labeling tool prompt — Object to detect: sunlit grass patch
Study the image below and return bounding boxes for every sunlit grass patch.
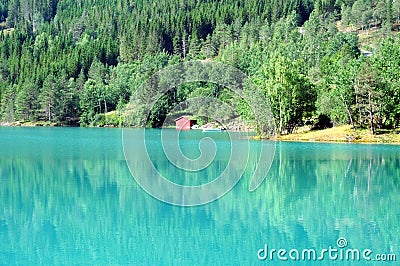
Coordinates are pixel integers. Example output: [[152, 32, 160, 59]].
[[276, 125, 400, 144]]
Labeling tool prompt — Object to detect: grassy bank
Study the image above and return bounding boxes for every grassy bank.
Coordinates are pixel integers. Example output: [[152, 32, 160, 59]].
[[275, 125, 400, 144], [3, 119, 400, 145]]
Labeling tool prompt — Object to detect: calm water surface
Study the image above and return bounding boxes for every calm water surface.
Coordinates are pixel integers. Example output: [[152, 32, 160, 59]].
[[0, 127, 399, 265]]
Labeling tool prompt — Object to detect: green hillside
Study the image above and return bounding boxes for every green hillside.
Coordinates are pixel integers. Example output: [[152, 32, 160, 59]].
[[0, 0, 400, 135]]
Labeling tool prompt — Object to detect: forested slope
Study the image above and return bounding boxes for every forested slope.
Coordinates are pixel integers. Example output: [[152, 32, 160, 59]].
[[0, 0, 399, 134]]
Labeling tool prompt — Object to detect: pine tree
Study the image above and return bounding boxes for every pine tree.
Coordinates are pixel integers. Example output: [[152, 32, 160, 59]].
[[39, 73, 59, 122]]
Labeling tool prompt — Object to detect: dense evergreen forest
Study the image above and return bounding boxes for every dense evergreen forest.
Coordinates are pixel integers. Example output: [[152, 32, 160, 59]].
[[0, 0, 400, 134]]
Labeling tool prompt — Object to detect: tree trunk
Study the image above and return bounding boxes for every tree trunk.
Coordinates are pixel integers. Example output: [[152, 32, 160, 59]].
[[182, 37, 187, 58], [48, 103, 51, 121], [279, 99, 283, 134], [368, 88, 374, 134], [340, 94, 355, 129], [355, 82, 362, 124]]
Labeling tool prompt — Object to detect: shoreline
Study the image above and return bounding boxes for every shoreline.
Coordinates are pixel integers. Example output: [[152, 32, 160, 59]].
[[0, 121, 117, 128], [2, 122, 400, 145], [273, 137, 400, 145], [273, 125, 400, 145]]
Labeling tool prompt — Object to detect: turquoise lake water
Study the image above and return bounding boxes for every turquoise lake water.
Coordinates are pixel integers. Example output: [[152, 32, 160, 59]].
[[0, 127, 399, 265]]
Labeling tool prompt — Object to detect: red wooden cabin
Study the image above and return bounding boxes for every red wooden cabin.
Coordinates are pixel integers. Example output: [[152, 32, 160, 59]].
[[175, 116, 196, 130]]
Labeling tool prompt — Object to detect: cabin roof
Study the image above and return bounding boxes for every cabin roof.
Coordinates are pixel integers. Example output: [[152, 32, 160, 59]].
[[174, 116, 196, 121]]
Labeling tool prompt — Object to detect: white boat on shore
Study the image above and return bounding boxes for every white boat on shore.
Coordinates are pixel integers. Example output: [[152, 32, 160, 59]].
[[202, 128, 223, 132]]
